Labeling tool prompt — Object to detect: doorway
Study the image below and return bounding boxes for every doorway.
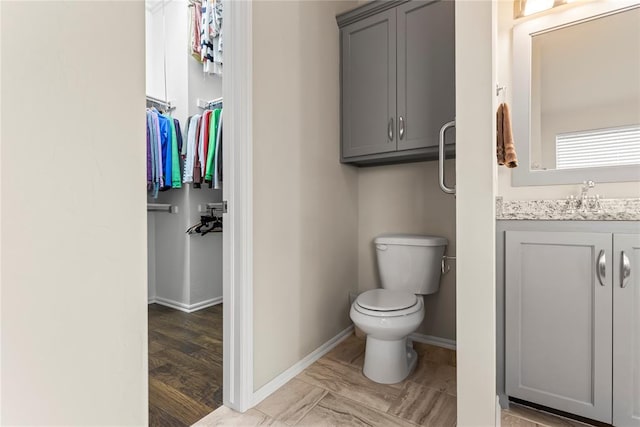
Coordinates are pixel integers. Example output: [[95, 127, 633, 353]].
[[145, 0, 227, 424]]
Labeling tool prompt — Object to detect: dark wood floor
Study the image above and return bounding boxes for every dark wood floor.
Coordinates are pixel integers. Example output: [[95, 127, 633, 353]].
[[148, 303, 223, 426]]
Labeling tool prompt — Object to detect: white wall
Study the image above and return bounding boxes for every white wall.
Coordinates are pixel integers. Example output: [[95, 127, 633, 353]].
[[358, 161, 457, 340], [497, 0, 640, 200], [252, 0, 360, 390], [455, 0, 497, 424], [148, 213, 157, 301], [1, 1, 147, 424], [187, 52, 224, 306]]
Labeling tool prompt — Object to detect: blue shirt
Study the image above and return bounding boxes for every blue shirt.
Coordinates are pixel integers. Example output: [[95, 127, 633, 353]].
[[158, 114, 173, 189]]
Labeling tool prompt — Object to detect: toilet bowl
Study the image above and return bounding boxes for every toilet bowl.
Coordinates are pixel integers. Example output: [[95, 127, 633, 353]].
[[350, 290, 425, 384], [350, 234, 447, 384]]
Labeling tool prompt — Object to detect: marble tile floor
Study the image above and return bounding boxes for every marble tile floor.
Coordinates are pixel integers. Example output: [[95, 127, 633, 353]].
[[194, 333, 595, 426]]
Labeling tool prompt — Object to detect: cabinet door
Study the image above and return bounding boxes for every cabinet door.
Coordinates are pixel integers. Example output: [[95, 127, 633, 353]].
[[341, 10, 396, 159], [505, 231, 613, 423], [614, 233, 640, 426], [396, 0, 455, 151]]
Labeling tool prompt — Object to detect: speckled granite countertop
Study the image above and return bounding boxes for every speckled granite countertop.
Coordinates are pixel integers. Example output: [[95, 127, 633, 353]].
[[496, 197, 640, 221]]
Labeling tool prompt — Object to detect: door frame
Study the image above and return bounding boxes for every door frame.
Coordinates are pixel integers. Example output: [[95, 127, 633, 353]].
[[222, 0, 254, 413]]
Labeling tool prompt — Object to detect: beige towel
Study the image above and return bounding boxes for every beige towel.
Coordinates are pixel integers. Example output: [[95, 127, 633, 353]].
[[497, 104, 505, 165], [496, 103, 518, 168]]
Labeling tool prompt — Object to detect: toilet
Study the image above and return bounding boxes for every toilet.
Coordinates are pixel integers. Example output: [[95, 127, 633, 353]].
[[350, 234, 447, 384]]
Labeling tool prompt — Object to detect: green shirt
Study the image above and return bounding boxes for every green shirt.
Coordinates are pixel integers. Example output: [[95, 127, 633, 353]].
[[170, 119, 182, 188], [205, 109, 221, 182]]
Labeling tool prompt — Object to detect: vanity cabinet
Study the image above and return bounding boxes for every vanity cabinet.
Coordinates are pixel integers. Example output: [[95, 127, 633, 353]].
[[502, 225, 640, 425], [613, 234, 640, 426], [505, 231, 613, 422], [337, 0, 455, 166]]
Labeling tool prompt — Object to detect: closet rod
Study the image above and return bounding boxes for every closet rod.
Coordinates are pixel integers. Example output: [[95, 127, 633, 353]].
[[197, 97, 223, 110], [146, 95, 175, 112], [147, 203, 178, 214]]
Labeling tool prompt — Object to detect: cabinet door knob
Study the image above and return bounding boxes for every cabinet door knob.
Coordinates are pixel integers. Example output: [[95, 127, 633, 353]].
[[596, 249, 606, 286], [621, 250, 631, 288], [399, 116, 405, 140], [388, 118, 394, 141]]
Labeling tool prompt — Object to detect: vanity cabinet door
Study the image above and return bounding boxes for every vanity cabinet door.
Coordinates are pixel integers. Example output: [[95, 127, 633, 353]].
[[505, 231, 613, 423], [341, 10, 397, 159], [396, 0, 455, 151], [613, 233, 640, 427]]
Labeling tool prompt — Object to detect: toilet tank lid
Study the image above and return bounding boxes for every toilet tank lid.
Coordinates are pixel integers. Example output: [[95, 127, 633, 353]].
[[374, 234, 448, 247]]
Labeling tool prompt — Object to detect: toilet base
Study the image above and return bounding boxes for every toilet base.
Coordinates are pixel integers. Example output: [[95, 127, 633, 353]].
[[362, 337, 417, 384]]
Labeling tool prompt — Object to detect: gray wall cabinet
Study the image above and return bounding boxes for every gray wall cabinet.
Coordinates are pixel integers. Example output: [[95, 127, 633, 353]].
[[498, 221, 640, 425], [337, 0, 455, 166], [340, 10, 397, 159]]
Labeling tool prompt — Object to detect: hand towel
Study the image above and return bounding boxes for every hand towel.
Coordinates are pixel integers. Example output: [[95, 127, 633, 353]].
[[496, 103, 518, 168], [502, 103, 518, 168], [497, 103, 505, 165]]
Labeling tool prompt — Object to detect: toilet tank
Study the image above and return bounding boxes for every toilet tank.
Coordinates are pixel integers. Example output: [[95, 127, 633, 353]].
[[374, 234, 448, 295]]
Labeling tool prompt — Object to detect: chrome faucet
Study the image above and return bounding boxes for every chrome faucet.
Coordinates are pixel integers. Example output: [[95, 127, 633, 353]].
[[580, 180, 595, 202], [566, 180, 601, 214]]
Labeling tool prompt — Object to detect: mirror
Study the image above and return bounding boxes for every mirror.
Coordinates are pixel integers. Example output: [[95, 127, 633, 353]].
[[512, 2, 640, 186]]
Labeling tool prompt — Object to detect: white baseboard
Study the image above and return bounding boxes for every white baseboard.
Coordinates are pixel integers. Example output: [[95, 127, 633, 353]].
[[252, 325, 355, 407], [150, 296, 223, 313], [409, 333, 457, 350]]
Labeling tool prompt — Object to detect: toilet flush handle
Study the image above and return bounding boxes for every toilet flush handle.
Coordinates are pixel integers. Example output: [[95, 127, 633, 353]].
[[376, 244, 388, 251], [441, 255, 456, 274]]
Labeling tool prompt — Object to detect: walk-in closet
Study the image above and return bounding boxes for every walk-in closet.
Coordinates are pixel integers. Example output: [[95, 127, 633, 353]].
[[146, 0, 224, 424]]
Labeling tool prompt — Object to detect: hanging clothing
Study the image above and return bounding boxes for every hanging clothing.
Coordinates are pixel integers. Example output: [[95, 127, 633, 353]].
[[213, 109, 223, 189], [210, 0, 223, 75], [157, 114, 173, 189], [195, 110, 211, 184], [145, 108, 184, 197], [183, 115, 200, 183], [151, 110, 163, 194], [189, 2, 203, 62], [146, 115, 152, 188], [182, 116, 192, 158], [170, 119, 182, 189], [193, 115, 204, 186], [205, 109, 221, 182], [200, 1, 212, 70], [147, 111, 157, 195], [200, 0, 223, 75], [174, 119, 183, 154], [202, 110, 212, 178]]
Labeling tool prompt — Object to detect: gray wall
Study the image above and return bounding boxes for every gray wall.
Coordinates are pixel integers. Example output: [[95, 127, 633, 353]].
[[358, 160, 457, 340], [252, 0, 360, 391]]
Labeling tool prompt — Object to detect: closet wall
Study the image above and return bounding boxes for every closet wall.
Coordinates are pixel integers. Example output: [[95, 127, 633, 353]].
[[146, 0, 223, 310]]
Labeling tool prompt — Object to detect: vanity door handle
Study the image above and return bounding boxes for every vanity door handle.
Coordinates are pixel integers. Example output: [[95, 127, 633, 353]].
[[399, 116, 405, 140], [621, 251, 631, 288], [388, 118, 394, 141], [596, 250, 606, 286]]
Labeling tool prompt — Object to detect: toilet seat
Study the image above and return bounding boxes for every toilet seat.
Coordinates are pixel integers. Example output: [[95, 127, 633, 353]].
[[354, 289, 422, 317]]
